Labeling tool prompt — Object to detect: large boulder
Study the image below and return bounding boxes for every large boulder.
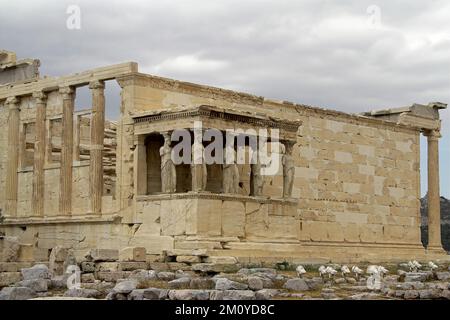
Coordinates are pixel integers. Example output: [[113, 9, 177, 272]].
[[255, 289, 279, 300], [0, 287, 37, 300], [215, 278, 248, 290], [128, 288, 169, 300], [168, 277, 191, 289], [248, 277, 264, 291], [283, 278, 310, 291], [112, 280, 138, 294], [141, 288, 169, 300], [168, 289, 210, 300], [190, 278, 215, 290], [21, 264, 50, 281], [64, 288, 102, 299], [16, 279, 48, 292]]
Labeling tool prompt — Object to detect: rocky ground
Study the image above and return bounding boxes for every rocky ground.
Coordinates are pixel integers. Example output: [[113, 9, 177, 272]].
[[1, 247, 450, 300]]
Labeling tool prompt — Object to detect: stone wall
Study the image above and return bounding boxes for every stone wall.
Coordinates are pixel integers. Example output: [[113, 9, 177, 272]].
[[120, 75, 422, 248]]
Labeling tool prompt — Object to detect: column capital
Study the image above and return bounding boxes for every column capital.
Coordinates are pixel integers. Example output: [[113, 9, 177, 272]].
[[424, 130, 441, 140], [58, 86, 75, 100], [282, 140, 295, 155], [6, 96, 20, 109], [32, 91, 47, 103], [89, 80, 105, 90]]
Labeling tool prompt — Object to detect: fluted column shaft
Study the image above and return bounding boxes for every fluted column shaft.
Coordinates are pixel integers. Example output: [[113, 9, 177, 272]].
[[59, 87, 75, 215], [426, 130, 443, 250], [32, 92, 47, 217], [89, 81, 105, 214], [5, 97, 20, 217]]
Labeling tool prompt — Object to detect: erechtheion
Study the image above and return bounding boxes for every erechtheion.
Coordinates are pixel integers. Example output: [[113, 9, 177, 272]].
[[0, 50, 448, 263]]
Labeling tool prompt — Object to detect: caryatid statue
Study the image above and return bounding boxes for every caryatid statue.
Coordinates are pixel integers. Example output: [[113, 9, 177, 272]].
[[160, 132, 176, 193], [223, 143, 239, 193], [250, 144, 264, 196], [282, 141, 295, 198], [191, 136, 207, 191]]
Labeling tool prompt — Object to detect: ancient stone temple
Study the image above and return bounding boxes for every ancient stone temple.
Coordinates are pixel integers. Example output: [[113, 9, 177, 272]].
[[0, 50, 449, 263]]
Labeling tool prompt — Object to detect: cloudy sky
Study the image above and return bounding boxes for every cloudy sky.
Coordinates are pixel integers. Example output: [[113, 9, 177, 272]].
[[1, 0, 449, 196]]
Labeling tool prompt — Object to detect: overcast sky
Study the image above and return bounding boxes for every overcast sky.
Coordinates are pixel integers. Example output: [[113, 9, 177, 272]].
[[1, 0, 449, 196]]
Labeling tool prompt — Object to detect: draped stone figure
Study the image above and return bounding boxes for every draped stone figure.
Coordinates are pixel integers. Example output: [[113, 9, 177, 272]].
[[160, 132, 176, 193], [191, 139, 207, 191], [251, 161, 264, 196], [223, 144, 239, 193], [282, 142, 295, 198]]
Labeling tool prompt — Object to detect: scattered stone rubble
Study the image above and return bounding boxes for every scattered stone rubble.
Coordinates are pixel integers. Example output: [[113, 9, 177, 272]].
[[1, 246, 450, 300]]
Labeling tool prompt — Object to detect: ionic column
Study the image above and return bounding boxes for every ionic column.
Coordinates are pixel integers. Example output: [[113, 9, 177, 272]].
[[59, 86, 75, 215], [4, 97, 20, 217], [89, 80, 105, 214], [425, 130, 444, 251], [134, 135, 147, 196], [32, 91, 47, 217]]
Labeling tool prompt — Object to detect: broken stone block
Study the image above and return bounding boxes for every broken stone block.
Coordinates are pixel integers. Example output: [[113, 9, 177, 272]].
[[0, 272, 22, 287], [215, 278, 248, 290], [81, 273, 95, 283], [255, 289, 279, 300], [283, 278, 310, 291], [157, 271, 176, 281], [16, 279, 48, 292], [21, 264, 50, 281], [118, 261, 148, 271], [95, 262, 119, 272], [192, 263, 240, 274], [119, 247, 146, 262], [80, 261, 95, 273], [64, 288, 102, 299], [167, 262, 192, 271], [128, 270, 157, 283], [88, 249, 119, 262], [148, 262, 169, 271], [165, 249, 208, 257], [189, 278, 215, 290], [168, 289, 210, 300], [96, 271, 131, 282], [168, 277, 191, 289], [0, 286, 37, 300], [175, 255, 201, 264], [141, 288, 168, 300], [248, 276, 264, 291], [204, 256, 238, 264], [49, 275, 69, 290], [112, 279, 138, 294], [210, 290, 256, 300]]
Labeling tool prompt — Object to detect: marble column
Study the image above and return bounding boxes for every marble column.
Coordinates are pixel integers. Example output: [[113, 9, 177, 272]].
[[32, 91, 47, 217], [5, 96, 20, 218], [282, 141, 295, 198], [89, 80, 105, 214], [134, 135, 147, 196], [425, 130, 444, 251], [59, 86, 75, 215]]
